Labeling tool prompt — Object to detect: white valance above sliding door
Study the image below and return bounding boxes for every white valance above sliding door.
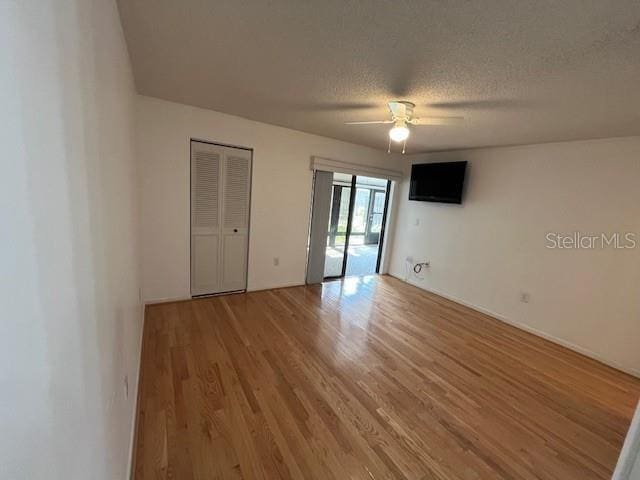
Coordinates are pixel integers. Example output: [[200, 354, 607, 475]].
[[310, 156, 403, 181]]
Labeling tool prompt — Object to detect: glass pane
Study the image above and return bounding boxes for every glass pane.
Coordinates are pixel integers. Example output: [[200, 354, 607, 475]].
[[344, 177, 388, 277], [350, 188, 370, 235], [369, 191, 385, 234], [325, 179, 352, 277], [373, 191, 385, 213], [336, 187, 351, 244], [370, 213, 382, 234], [344, 243, 380, 276]]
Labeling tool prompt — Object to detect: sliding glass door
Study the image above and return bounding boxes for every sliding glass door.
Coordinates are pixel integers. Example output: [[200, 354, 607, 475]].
[[322, 174, 390, 279], [324, 174, 353, 278]]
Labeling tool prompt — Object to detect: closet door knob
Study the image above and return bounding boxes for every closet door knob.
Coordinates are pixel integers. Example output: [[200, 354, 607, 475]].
[[233, 228, 238, 233]]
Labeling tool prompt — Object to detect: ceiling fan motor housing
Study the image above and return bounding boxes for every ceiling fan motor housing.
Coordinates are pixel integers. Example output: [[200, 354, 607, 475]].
[[389, 101, 415, 121]]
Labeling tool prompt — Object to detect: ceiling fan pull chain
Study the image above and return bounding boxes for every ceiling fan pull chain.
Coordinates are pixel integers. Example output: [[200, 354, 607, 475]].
[[387, 137, 391, 154], [402, 139, 406, 154]]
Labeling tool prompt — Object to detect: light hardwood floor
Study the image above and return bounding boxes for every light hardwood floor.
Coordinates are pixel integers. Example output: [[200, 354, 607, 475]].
[[133, 275, 640, 479]]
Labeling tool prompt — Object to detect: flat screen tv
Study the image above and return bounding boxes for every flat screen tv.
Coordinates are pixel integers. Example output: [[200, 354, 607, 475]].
[[409, 161, 467, 204]]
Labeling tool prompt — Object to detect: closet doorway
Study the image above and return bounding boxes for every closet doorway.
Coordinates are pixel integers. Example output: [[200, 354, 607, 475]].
[[190, 140, 252, 296]]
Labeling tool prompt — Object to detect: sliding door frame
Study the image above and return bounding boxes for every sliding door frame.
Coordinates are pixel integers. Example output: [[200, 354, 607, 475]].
[[324, 175, 357, 280], [339, 175, 358, 278], [375, 180, 392, 273], [323, 176, 392, 280]]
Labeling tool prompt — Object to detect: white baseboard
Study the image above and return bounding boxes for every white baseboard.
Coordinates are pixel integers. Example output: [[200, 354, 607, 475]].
[[143, 281, 307, 305], [127, 303, 146, 479], [143, 294, 190, 305], [389, 274, 640, 379], [247, 280, 305, 292]]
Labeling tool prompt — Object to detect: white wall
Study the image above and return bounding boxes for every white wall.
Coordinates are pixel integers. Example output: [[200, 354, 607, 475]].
[[0, 1, 142, 479], [388, 137, 640, 375], [138, 95, 399, 302]]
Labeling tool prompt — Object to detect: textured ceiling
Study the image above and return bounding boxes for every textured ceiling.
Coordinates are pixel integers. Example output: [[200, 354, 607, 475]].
[[117, 0, 640, 153]]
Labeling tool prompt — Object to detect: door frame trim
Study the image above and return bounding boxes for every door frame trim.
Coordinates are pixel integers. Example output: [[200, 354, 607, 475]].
[[189, 138, 253, 297], [339, 175, 358, 278], [375, 180, 392, 273], [191, 137, 253, 152]]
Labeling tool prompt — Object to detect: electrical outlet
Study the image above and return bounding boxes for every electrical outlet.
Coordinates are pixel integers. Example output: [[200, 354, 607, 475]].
[[520, 292, 530, 303], [406, 256, 413, 263], [273, 257, 280, 266], [124, 375, 129, 399]]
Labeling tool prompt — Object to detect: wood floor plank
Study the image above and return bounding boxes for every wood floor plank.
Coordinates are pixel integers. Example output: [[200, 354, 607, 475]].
[[133, 275, 640, 479]]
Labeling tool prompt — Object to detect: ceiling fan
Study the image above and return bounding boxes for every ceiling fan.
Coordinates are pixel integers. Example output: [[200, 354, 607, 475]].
[[345, 101, 463, 153]]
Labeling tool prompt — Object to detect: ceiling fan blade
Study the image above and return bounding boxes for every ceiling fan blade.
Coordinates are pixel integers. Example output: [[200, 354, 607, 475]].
[[344, 120, 394, 125], [409, 116, 464, 125]]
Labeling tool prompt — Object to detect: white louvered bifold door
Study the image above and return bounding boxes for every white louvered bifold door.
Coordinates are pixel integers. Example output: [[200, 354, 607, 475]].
[[191, 141, 251, 296], [220, 148, 251, 292]]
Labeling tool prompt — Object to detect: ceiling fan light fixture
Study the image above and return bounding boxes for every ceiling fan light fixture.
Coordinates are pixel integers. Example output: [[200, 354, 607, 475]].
[[389, 124, 410, 142]]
